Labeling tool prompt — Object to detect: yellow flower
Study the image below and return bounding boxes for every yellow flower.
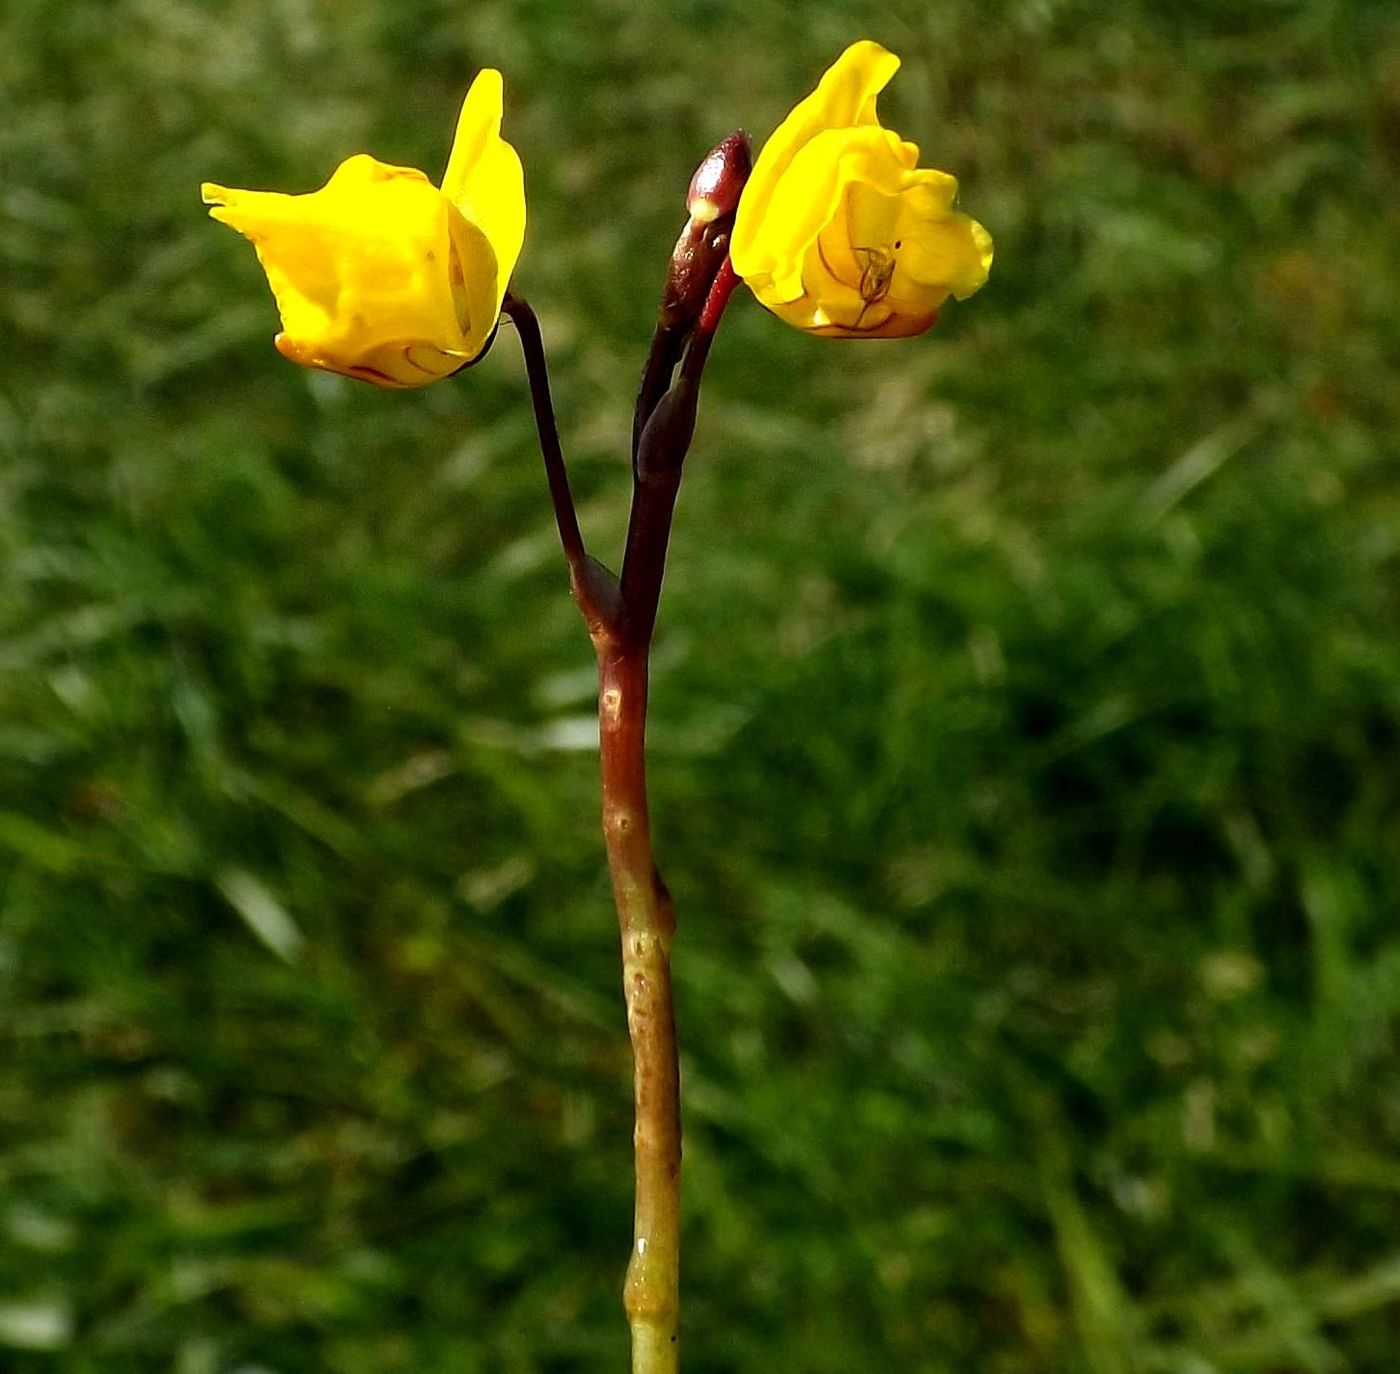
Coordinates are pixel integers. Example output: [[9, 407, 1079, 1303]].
[[730, 40, 992, 338], [201, 69, 525, 388]]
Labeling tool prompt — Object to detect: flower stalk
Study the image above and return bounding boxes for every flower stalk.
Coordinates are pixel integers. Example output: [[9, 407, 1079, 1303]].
[[503, 292, 686, 1371], [609, 252, 740, 1374], [506, 135, 746, 1372], [501, 294, 587, 573]]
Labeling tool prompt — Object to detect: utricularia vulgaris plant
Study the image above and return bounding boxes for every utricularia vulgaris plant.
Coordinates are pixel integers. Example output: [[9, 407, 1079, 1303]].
[[203, 39, 991, 1373]]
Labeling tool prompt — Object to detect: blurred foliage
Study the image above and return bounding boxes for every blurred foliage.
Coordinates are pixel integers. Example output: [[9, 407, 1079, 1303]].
[[3, 0, 1400, 1370]]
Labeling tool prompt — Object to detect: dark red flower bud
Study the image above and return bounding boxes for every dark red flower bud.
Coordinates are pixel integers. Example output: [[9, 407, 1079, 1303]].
[[685, 131, 752, 223], [658, 133, 751, 330]]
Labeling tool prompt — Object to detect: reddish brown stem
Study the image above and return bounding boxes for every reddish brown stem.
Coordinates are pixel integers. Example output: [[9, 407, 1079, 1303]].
[[508, 228, 740, 1371], [604, 255, 740, 1373], [596, 643, 681, 1371]]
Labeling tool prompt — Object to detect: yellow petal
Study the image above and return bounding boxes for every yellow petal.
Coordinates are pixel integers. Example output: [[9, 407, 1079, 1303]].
[[203, 155, 492, 387], [731, 40, 900, 282], [732, 40, 992, 340], [202, 69, 527, 386], [900, 210, 994, 301], [441, 67, 526, 322], [754, 125, 930, 301]]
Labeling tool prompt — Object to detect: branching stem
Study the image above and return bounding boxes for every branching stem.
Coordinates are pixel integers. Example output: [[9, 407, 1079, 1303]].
[[503, 248, 740, 1374]]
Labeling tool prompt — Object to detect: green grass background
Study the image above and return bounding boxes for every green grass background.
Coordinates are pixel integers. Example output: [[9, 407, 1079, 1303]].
[[4, 0, 1400, 1370]]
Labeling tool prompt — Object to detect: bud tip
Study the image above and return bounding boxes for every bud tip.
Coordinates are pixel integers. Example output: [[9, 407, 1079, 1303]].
[[686, 131, 752, 221]]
